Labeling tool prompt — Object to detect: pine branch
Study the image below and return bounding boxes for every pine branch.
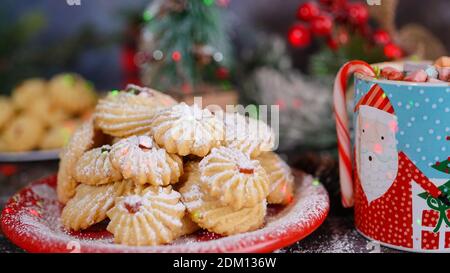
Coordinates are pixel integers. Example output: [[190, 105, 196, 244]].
[[142, 0, 231, 91], [310, 34, 387, 77]]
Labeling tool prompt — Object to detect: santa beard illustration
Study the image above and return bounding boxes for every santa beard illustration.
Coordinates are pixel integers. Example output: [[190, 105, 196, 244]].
[[356, 106, 399, 204]]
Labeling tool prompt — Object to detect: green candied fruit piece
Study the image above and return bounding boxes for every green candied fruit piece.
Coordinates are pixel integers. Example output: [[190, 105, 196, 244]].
[[85, 81, 94, 90], [63, 74, 76, 87], [312, 179, 321, 186], [109, 89, 120, 97], [101, 146, 111, 154]]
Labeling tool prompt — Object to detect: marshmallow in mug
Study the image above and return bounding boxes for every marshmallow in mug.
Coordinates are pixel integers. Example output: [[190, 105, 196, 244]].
[[378, 56, 450, 83]]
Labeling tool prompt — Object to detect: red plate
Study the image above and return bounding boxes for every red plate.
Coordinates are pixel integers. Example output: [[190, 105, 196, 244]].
[[1, 170, 329, 253]]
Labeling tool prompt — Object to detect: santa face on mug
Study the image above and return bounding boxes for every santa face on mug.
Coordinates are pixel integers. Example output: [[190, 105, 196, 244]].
[[353, 84, 447, 248], [355, 105, 399, 203]]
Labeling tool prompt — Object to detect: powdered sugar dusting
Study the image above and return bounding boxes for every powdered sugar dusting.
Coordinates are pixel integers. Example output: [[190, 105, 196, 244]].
[[1, 172, 329, 253], [32, 184, 57, 201]]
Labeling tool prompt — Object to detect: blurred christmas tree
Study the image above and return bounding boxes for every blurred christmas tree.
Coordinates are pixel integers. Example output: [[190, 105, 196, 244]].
[[0, 11, 45, 93], [139, 0, 232, 94]]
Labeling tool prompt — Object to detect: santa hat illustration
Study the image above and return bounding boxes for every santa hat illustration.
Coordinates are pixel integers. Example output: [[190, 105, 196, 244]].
[[354, 84, 396, 123]]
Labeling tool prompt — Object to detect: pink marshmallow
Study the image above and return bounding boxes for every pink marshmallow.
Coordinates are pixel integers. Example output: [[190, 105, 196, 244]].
[[381, 66, 400, 78], [404, 69, 428, 82], [380, 66, 404, 80], [388, 71, 404, 81], [437, 67, 450, 81]]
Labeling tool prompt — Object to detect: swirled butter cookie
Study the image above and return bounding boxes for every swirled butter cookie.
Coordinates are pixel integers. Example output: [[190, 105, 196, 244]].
[[180, 165, 266, 236], [199, 147, 270, 210], [106, 186, 185, 246], [223, 112, 275, 158], [61, 183, 117, 231], [57, 118, 108, 204], [94, 84, 176, 137], [74, 145, 122, 186], [151, 103, 224, 157], [110, 135, 183, 186]]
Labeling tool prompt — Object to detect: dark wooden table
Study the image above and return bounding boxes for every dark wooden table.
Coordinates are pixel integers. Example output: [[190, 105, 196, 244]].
[[0, 160, 399, 253]]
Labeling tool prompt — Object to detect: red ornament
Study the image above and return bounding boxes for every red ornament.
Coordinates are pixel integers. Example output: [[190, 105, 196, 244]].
[[347, 2, 369, 25], [296, 2, 320, 21], [326, 37, 339, 51], [384, 43, 403, 59], [215, 67, 229, 80], [331, 0, 349, 23], [288, 24, 311, 47], [373, 29, 391, 45], [319, 0, 333, 6], [311, 15, 333, 36], [172, 51, 182, 62], [329, 0, 348, 13]]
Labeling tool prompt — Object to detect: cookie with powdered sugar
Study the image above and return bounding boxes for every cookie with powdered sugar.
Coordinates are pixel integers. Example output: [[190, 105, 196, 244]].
[[199, 146, 270, 210], [61, 183, 117, 231], [74, 145, 122, 186], [106, 186, 185, 246], [223, 112, 275, 158], [57, 118, 108, 204], [94, 84, 177, 137], [110, 135, 183, 186], [150, 102, 224, 157], [180, 162, 266, 236], [61, 180, 153, 231]]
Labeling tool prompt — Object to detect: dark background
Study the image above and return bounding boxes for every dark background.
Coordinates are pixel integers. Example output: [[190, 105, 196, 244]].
[[2, 0, 450, 90]]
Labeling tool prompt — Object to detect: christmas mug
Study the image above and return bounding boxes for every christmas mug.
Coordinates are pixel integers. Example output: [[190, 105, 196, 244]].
[[334, 61, 450, 252]]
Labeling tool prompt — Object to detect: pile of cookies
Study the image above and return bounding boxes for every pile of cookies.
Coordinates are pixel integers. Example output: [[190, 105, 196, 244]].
[[0, 74, 97, 152], [57, 84, 294, 246]]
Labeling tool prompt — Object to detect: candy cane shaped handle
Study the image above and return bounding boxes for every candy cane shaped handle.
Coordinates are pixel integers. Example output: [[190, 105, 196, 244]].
[[333, 60, 375, 208]]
